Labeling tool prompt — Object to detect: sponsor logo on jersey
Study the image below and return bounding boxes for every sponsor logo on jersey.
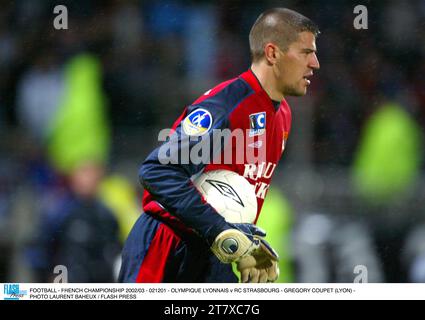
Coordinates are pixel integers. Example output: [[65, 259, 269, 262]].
[[243, 162, 276, 199], [249, 112, 266, 137], [243, 162, 277, 181], [182, 109, 213, 136]]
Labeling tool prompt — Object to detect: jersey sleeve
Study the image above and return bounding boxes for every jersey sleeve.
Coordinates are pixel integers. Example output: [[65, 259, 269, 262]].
[[139, 104, 231, 243]]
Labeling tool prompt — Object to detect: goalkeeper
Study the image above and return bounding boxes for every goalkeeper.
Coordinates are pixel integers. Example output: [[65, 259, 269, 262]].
[[119, 8, 320, 283]]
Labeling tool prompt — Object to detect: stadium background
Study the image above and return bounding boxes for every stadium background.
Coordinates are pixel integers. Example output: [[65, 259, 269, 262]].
[[0, 0, 424, 282]]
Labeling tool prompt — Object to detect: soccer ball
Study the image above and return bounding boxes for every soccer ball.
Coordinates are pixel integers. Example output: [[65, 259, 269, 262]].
[[193, 169, 257, 224]]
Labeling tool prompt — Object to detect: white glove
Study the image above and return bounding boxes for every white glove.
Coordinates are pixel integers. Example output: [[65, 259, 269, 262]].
[[210, 224, 266, 264], [237, 237, 280, 283]]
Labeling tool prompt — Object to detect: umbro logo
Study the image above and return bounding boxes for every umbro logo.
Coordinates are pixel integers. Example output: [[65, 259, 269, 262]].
[[248, 140, 263, 149], [205, 179, 244, 207]]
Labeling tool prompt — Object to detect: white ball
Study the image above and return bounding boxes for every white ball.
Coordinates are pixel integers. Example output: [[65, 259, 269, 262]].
[[193, 169, 257, 224]]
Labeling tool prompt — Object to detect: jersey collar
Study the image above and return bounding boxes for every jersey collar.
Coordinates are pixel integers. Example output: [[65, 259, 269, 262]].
[[239, 68, 283, 112]]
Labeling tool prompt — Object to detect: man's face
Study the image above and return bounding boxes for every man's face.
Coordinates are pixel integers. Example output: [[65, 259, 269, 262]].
[[275, 31, 320, 96]]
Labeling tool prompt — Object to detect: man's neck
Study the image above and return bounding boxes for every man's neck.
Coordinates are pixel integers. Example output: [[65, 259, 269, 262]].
[[250, 62, 284, 101]]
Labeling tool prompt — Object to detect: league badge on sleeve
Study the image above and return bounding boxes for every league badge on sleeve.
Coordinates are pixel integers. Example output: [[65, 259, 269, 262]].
[[249, 112, 266, 137], [182, 108, 213, 136]]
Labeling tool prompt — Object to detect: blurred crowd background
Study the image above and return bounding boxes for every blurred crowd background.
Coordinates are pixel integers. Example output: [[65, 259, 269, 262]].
[[0, 0, 425, 283]]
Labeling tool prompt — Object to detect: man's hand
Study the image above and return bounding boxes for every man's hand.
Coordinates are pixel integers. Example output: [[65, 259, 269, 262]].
[[210, 224, 266, 264], [237, 237, 280, 283]]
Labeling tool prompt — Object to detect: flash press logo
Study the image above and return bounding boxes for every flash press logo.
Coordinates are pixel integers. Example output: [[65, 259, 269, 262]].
[[4, 284, 27, 300]]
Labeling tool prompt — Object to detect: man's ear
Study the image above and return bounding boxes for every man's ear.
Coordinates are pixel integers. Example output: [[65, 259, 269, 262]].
[[264, 43, 279, 65]]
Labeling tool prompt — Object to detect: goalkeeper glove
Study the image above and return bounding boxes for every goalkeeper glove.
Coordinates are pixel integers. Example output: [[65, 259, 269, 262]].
[[237, 236, 280, 283], [210, 223, 266, 264]]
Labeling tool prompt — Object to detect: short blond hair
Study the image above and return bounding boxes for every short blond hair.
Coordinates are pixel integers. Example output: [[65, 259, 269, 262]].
[[249, 8, 320, 62]]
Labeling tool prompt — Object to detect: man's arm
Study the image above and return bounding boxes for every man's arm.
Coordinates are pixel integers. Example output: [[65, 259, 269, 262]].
[[139, 105, 231, 243]]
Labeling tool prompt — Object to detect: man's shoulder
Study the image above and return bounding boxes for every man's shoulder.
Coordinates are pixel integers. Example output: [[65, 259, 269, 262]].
[[191, 75, 254, 111]]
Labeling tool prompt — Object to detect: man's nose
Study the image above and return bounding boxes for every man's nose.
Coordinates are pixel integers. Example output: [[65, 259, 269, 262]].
[[309, 53, 320, 70]]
